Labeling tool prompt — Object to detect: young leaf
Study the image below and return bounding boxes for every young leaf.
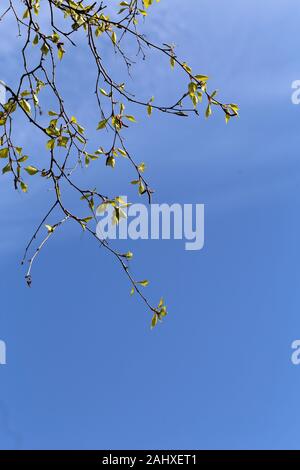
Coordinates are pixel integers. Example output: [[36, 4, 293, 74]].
[[41, 43, 50, 56], [25, 165, 39, 175], [20, 181, 28, 193], [151, 314, 158, 329], [97, 119, 108, 130], [2, 162, 12, 174], [125, 115, 137, 123], [19, 99, 31, 114], [0, 148, 9, 159], [111, 31, 117, 45], [138, 280, 149, 287], [45, 224, 55, 233]]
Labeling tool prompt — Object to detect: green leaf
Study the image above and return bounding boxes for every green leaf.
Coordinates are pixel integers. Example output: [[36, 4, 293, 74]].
[[45, 224, 54, 233], [111, 31, 117, 45], [205, 104, 212, 118], [139, 9, 147, 16], [97, 119, 108, 130], [160, 306, 167, 318], [99, 88, 109, 96], [138, 162, 146, 173], [20, 181, 28, 193], [117, 148, 127, 157], [125, 115, 137, 123], [106, 156, 115, 168], [151, 314, 158, 329], [195, 74, 209, 82], [81, 216, 93, 224], [33, 34, 39, 45], [46, 139, 56, 150], [57, 45, 65, 60], [138, 181, 146, 195], [2, 162, 12, 174], [0, 148, 9, 159], [18, 155, 28, 163], [57, 136, 69, 147], [138, 280, 149, 287], [41, 43, 49, 56], [25, 165, 39, 175], [19, 99, 31, 114], [182, 62, 192, 74], [229, 103, 239, 115]]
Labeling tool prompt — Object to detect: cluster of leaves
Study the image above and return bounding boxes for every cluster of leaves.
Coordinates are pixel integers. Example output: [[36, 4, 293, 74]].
[[0, 0, 238, 328]]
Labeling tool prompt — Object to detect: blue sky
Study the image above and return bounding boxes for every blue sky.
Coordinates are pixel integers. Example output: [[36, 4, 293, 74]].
[[1, 0, 300, 450]]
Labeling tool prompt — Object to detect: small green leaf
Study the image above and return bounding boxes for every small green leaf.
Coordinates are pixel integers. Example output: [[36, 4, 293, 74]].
[[18, 155, 28, 163], [106, 156, 115, 168], [25, 165, 39, 175], [19, 99, 31, 114], [99, 88, 109, 96], [229, 103, 239, 115], [0, 148, 9, 159], [97, 119, 108, 130], [205, 104, 212, 118], [81, 216, 93, 224], [46, 139, 55, 150], [138, 162, 146, 173], [151, 314, 158, 329], [117, 148, 127, 157], [57, 136, 69, 147], [138, 181, 146, 195], [144, 0, 153, 9], [125, 115, 137, 123], [45, 224, 54, 233], [195, 74, 209, 82], [111, 31, 117, 45], [2, 162, 12, 174], [33, 34, 39, 45], [41, 43, 49, 56], [20, 181, 28, 193], [57, 45, 65, 60], [138, 280, 149, 287]]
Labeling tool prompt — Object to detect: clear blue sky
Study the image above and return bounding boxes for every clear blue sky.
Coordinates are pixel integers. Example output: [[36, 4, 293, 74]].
[[1, 0, 300, 450]]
